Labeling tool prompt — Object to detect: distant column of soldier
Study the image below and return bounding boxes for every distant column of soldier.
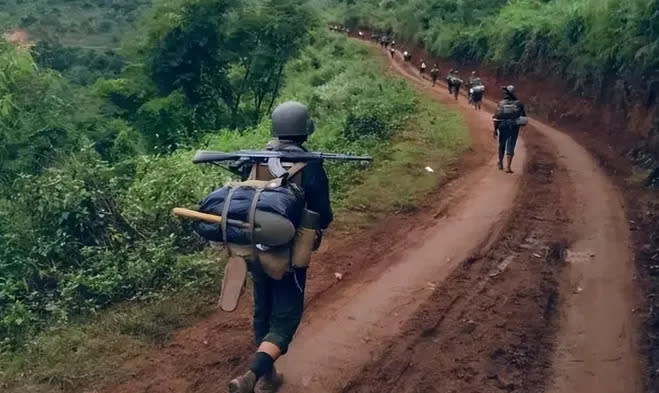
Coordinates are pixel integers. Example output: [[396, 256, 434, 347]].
[[329, 23, 528, 175]]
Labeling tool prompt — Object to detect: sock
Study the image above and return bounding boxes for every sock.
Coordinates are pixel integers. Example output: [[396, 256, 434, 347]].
[[249, 352, 274, 379]]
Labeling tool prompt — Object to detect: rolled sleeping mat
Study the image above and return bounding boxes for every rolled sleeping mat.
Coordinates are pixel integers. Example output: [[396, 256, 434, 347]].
[[172, 208, 296, 246], [516, 116, 529, 126]]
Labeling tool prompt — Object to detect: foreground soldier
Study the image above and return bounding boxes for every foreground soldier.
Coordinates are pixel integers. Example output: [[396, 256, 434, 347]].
[[419, 60, 427, 74], [493, 86, 527, 173], [228, 102, 333, 393]]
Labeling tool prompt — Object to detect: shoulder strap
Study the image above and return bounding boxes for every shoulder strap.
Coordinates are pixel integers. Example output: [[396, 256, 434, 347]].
[[221, 187, 238, 256], [247, 188, 264, 261]]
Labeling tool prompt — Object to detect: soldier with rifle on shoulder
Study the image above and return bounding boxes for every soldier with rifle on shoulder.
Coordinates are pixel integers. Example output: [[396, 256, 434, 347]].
[[493, 86, 527, 173], [226, 102, 333, 393], [173, 102, 371, 393]]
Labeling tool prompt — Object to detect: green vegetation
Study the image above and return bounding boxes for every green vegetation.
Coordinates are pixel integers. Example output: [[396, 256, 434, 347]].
[[0, 0, 151, 85], [329, 0, 659, 99], [0, 0, 468, 388]]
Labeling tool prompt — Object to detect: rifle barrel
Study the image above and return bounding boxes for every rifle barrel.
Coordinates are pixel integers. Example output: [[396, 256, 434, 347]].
[[193, 150, 372, 164]]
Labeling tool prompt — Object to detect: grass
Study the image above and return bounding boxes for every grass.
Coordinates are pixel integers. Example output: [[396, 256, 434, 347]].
[[336, 93, 468, 229], [0, 36, 468, 393], [0, 249, 222, 393]]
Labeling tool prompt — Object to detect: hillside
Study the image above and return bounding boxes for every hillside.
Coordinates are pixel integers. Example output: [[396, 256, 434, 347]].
[[329, 0, 659, 178]]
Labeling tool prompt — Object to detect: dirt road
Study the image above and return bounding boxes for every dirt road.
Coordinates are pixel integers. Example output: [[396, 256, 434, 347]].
[[101, 40, 643, 393]]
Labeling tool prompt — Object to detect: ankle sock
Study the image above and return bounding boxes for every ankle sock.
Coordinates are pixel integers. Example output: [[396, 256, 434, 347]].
[[249, 352, 274, 379]]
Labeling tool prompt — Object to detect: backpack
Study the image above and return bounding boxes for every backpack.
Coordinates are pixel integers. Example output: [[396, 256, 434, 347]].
[[495, 100, 522, 120]]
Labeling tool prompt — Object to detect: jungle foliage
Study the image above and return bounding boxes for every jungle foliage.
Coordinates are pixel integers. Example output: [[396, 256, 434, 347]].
[[328, 0, 659, 100]]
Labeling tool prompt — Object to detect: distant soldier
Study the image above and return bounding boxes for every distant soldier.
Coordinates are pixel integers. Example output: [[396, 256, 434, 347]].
[[446, 69, 455, 94], [467, 71, 478, 103], [470, 78, 485, 110], [390, 47, 396, 58], [419, 60, 427, 75], [430, 64, 440, 86], [403, 51, 412, 62], [358, 31, 364, 38], [448, 70, 462, 100], [493, 86, 527, 173]]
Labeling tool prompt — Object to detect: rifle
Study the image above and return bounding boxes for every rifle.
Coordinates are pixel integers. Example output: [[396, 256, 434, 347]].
[[193, 149, 373, 177]]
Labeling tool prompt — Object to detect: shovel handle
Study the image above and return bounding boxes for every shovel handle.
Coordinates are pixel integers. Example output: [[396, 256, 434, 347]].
[[172, 207, 224, 224], [172, 207, 250, 228]]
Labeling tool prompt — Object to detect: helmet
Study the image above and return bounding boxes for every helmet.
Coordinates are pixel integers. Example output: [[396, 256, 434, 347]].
[[271, 101, 315, 137], [503, 85, 515, 93], [472, 71, 476, 75]]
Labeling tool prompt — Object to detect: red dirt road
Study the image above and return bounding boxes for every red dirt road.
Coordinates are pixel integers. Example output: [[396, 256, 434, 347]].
[[99, 39, 643, 393]]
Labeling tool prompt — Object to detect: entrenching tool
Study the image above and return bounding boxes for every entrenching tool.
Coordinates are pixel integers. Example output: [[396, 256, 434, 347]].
[[173, 207, 297, 312]]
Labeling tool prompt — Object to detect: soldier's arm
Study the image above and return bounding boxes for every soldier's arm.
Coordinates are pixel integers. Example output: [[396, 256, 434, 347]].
[[303, 161, 334, 229]]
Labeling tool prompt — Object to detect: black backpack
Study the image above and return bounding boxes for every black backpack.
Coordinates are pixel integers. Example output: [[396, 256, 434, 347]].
[[495, 100, 522, 120]]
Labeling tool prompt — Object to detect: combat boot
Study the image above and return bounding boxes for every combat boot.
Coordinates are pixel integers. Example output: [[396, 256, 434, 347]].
[[258, 367, 284, 393], [228, 370, 257, 393]]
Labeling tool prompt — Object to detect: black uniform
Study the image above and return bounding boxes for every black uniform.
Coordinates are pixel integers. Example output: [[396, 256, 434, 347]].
[[248, 140, 332, 354], [494, 94, 526, 163]]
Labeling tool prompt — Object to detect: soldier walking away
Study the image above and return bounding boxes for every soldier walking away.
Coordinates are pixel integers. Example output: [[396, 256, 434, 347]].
[[448, 70, 462, 100], [470, 78, 485, 110], [467, 71, 478, 103], [419, 60, 427, 75], [403, 50, 412, 62], [390, 47, 395, 58], [493, 86, 527, 173], [430, 64, 440, 86], [228, 102, 333, 393], [446, 69, 455, 94]]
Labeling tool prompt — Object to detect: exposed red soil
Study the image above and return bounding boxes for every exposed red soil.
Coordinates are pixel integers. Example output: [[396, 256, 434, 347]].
[[94, 32, 646, 393], [352, 28, 658, 393], [341, 133, 568, 393]]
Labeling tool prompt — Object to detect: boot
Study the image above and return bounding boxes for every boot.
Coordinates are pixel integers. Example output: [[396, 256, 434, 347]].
[[505, 155, 514, 173], [228, 371, 257, 393], [258, 367, 284, 393], [497, 161, 503, 171]]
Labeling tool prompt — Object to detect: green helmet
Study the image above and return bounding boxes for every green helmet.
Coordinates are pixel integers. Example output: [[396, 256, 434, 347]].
[[271, 101, 315, 137]]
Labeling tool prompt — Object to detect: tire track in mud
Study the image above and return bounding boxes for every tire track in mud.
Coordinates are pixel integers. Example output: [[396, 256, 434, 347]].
[[340, 133, 569, 393], [345, 39, 643, 393]]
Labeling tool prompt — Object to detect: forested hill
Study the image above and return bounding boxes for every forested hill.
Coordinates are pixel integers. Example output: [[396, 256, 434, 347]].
[[0, 0, 152, 84], [0, 0, 150, 47]]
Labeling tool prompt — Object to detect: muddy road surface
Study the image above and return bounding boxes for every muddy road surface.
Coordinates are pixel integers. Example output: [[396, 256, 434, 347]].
[[101, 42, 643, 393]]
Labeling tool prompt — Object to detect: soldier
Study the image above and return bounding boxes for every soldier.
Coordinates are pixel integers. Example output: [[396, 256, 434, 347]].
[[390, 47, 396, 58], [228, 102, 333, 393], [493, 86, 527, 173], [419, 59, 427, 75], [403, 50, 412, 62], [430, 64, 440, 87], [470, 78, 485, 110], [467, 71, 478, 103], [449, 70, 462, 100]]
